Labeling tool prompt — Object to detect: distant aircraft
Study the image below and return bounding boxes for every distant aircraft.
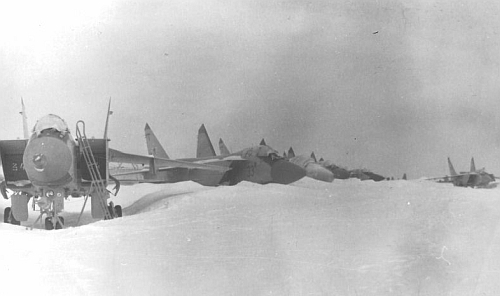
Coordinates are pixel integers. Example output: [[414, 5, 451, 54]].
[[1, 101, 122, 229], [109, 124, 232, 185], [429, 157, 495, 188], [284, 147, 334, 182], [319, 160, 350, 179], [348, 169, 385, 182], [116, 123, 306, 185]]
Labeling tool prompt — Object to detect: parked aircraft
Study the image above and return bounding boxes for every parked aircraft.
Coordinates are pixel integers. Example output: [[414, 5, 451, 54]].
[[2, 101, 219, 230], [115, 123, 306, 185], [1, 101, 122, 229], [429, 157, 495, 188], [348, 169, 385, 181], [284, 147, 334, 182], [319, 160, 350, 179]]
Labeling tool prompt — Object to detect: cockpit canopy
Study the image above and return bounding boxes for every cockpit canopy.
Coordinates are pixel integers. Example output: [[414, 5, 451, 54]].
[[33, 114, 70, 135], [246, 145, 282, 161]]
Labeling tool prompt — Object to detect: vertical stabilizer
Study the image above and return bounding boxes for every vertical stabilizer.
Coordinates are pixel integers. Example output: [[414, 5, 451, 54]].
[[104, 99, 113, 185], [470, 157, 476, 172], [197, 124, 216, 158], [20, 98, 29, 139], [219, 138, 230, 155], [448, 157, 457, 176], [402, 173, 407, 180], [144, 123, 169, 159], [288, 147, 296, 158], [260, 139, 267, 146], [311, 152, 317, 162]]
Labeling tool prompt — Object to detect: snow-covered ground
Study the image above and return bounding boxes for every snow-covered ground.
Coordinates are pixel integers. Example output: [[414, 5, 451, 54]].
[[1, 178, 500, 295]]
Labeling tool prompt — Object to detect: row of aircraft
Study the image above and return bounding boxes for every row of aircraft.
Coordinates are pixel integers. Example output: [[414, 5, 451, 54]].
[[1, 100, 307, 229], [1, 100, 496, 230], [112, 123, 306, 185], [0, 102, 296, 230], [114, 123, 389, 184]]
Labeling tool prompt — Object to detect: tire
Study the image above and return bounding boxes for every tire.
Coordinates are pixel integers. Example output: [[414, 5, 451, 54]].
[[45, 217, 54, 230], [114, 205, 122, 218], [4, 207, 20, 225], [4, 207, 11, 223]]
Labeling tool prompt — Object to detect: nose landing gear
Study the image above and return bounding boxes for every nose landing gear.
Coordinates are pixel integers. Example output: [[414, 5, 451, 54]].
[[44, 216, 64, 230]]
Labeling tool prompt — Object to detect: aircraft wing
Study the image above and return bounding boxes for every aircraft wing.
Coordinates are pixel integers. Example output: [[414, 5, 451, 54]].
[[426, 172, 477, 181], [109, 148, 229, 172], [192, 155, 246, 164]]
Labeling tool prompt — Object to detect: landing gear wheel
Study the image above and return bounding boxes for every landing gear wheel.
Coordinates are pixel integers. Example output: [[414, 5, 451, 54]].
[[114, 205, 122, 218], [4, 207, 21, 225], [44, 216, 64, 230], [45, 217, 54, 230], [4, 207, 10, 223]]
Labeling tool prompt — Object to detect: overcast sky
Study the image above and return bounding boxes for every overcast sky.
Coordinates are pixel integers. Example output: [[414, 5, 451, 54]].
[[1, 0, 500, 179]]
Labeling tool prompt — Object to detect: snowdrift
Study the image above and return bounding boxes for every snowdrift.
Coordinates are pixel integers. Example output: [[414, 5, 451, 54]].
[[1, 178, 500, 295]]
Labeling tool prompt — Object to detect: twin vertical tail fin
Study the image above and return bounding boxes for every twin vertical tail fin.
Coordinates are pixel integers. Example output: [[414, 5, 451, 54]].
[[448, 157, 457, 176], [144, 123, 169, 159], [20, 98, 29, 139], [470, 157, 476, 172], [310, 152, 317, 162], [218, 138, 230, 155], [104, 99, 113, 185], [197, 124, 216, 158]]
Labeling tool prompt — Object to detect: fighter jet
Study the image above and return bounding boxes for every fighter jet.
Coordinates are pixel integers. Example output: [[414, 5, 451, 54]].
[[0, 103, 122, 229], [319, 160, 350, 179], [348, 169, 385, 181], [429, 157, 496, 188], [284, 147, 334, 183], [115, 123, 306, 185], [1, 101, 217, 229]]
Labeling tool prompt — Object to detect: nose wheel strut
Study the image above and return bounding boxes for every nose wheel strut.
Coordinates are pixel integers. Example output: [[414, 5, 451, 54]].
[[30, 200, 65, 230]]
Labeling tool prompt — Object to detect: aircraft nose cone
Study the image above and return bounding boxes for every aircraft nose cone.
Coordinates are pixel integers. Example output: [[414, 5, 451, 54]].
[[271, 160, 306, 184], [33, 153, 47, 171], [306, 165, 334, 182]]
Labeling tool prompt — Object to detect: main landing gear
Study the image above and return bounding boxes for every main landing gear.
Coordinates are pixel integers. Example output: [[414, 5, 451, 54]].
[[104, 201, 122, 220], [3, 207, 21, 225]]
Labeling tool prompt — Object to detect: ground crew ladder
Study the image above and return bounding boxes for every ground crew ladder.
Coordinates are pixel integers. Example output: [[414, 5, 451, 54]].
[[76, 120, 113, 220]]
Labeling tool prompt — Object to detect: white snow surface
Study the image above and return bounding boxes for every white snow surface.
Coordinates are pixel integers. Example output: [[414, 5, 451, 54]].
[[1, 178, 500, 295]]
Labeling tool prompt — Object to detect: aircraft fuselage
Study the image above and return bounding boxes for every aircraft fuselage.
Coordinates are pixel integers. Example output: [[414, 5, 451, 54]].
[[15, 115, 79, 212]]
